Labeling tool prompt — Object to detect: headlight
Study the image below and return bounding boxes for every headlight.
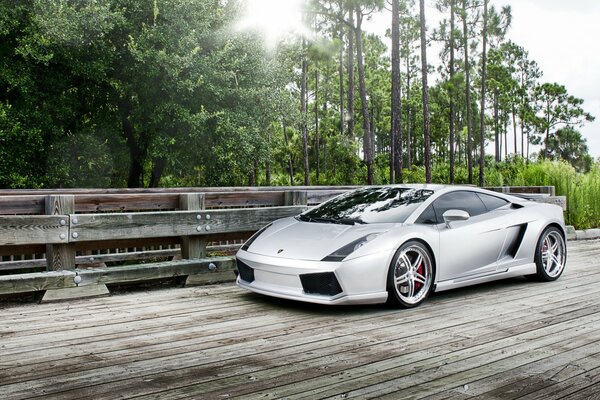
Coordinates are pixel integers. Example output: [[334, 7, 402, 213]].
[[321, 233, 382, 262], [241, 223, 272, 251]]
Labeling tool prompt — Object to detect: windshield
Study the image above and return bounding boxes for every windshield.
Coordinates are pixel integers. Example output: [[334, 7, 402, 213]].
[[300, 187, 434, 224]]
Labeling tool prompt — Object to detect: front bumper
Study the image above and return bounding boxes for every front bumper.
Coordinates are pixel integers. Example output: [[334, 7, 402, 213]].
[[235, 249, 390, 305]]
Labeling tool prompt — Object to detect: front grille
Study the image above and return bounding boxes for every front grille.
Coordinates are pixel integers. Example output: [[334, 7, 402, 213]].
[[300, 272, 343, 296], [236, 259, 255, 283]]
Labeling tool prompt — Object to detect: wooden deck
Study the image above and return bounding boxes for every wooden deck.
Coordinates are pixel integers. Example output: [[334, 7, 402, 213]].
[[1, 239, 599, 400]]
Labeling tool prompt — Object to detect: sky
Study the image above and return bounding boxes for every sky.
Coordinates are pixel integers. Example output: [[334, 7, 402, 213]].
[[239, 0, 600, 159], [491, 0, 600, 158]]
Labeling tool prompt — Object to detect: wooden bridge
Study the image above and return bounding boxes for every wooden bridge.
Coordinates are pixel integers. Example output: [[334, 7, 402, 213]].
[[0, 238, 599, 399]]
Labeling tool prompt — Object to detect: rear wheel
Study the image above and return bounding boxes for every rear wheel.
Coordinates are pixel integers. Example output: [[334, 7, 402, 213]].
[[387, 241, 434, 308], [533, 226, 567, 281]]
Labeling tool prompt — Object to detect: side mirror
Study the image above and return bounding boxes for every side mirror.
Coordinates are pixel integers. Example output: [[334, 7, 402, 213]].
[[442, 209, 470, 228]]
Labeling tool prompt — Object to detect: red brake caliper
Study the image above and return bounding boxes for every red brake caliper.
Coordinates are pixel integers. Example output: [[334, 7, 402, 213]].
[[415, 260, 423, 291]]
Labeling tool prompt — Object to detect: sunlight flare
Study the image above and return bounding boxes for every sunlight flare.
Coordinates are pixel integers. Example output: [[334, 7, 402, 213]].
[[236, 0, 306, 47]]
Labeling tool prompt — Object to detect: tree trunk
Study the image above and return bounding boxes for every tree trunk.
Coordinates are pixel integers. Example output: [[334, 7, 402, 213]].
[[494, 91, 500, 161], [544, 103, 550, 158], [504, 112, 508, 159], [300, 37, 310, 185], [314, 60, 320, 183], [512, 104, 517, 155], [478, 0, 488, 187], [462, 0, 473, 184], [338, 27, 345, 138], [282, 117, 294, 185], [122, 108, 144, 188], [391, 0, 402, 183], [354, 9, 374, 185], [419, 0, 431, 183], [148, 157, 165, 188], [520, 119, 525, 158], [449, 0, 456, 184], [347, 10, 355, 138], [406, 53, 412, 170]]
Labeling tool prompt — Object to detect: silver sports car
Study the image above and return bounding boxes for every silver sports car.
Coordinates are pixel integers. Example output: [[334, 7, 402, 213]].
[[235, 185, 567, 308]]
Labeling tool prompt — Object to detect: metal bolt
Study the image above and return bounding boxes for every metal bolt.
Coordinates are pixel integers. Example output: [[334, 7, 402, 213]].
[[72, 232, 79, 239], [73, 274, 82, 286], [89, 257, 95, 262], [205, 225, 211, 231], [72, 218, 78, 224], [205, 214, 211, 220], [208, 263, 217, 271], [59, 233, 66, 240], [196, 226, 202, 232], [196, 214, 202, 220], [59, 219, 66, 226]]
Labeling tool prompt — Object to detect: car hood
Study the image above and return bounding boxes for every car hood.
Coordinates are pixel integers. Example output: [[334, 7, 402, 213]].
[[244, 217, 392, 261]]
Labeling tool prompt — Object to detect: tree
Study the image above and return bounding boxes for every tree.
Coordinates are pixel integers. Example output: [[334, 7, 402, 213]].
[[478, 0, 488, 186], [399, 2, 420, 170], [419, 0, 432, 183], [547, 127, 593, 172], [459, 0, 479, 184], [434, 0, 458, 182], [534, 82, 595, 159], [390, 0, 403, 183]]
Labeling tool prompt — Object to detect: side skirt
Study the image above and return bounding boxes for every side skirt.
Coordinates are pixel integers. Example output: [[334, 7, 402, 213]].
[[434, 263, 537, 292]]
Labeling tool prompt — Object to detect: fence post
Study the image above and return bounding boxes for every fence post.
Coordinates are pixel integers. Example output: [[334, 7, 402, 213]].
[[45, 195, 76, 271], [284, 190, 308, 206], [179, 193, 206, 259]]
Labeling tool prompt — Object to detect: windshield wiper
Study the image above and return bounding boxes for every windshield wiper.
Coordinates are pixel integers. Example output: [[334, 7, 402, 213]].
[[298, 215, 365, 225], [338, 218, 366, 225]]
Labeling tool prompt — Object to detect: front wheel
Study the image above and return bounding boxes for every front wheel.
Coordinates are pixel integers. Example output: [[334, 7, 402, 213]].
[[387, 241, 434, 308], [533, 226, 567, 281]]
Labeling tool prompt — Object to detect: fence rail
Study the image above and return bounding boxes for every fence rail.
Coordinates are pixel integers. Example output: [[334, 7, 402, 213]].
[[0, 186, 564, 301]]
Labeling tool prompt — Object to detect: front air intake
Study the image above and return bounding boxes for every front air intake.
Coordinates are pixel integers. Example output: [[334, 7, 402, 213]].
[[236, 259, 255, 283], [300, 272, 343, 296]]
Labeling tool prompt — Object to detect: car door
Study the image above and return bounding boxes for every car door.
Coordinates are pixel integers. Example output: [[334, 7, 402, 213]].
[[434, 191, 509, 281]]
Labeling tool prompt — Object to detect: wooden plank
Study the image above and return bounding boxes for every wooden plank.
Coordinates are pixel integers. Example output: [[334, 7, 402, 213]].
[[75, 193, 179, 213], [0, 259, 46, 271], [74, 249, 180, 265], [205, 191, 286, 208], [0, 270, 75, 295], [0, 257, 235, 295], [0, 215, 69, 245], [68, 206, 306, 242], [485, 186, 555, 195], [0, 195, 46, 215]]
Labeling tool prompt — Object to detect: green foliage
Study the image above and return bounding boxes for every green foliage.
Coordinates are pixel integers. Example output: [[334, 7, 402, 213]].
[[0, 0, 598, 230], [546, 127, 593, 172]]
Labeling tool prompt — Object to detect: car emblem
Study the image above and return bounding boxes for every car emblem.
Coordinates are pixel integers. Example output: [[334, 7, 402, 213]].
[[277, 249, 284, 254]]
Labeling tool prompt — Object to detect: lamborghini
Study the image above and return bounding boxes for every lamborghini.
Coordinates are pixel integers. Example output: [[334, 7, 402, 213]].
[[235, 185, 567, 308]]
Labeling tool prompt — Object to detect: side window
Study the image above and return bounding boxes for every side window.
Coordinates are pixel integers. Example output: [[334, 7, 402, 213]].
[[477, 193, 509, 211], [415, 205, 438, 225], [432, 191, 487, 219]]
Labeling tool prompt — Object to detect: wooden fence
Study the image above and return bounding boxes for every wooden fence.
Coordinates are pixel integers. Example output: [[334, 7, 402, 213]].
[[0, 186, 564, 301]]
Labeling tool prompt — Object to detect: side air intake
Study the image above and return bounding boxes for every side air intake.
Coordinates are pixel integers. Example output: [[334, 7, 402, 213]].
[[236, 259, 255, 283]]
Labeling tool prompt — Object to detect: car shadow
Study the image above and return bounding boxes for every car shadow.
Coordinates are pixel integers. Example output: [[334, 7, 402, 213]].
[[239, 276, 535, 315]]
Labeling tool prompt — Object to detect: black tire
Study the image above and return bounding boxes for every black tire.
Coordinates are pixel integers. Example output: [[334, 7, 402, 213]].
[[533, 226, 567, 282], [387, 241, 434, 308]]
